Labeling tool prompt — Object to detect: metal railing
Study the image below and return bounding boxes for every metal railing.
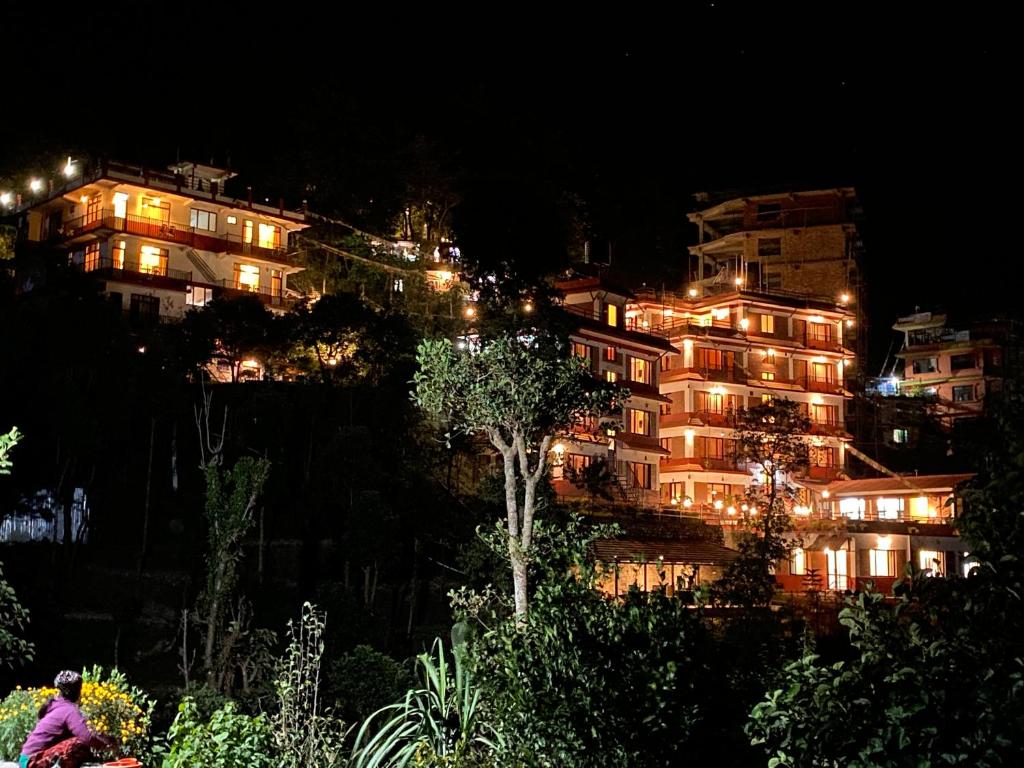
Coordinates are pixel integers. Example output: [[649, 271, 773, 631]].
[[82, 256, 192, 282]]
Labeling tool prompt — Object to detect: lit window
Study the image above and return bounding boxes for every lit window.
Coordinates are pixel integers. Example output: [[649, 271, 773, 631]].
[[918, 549, 943, 575], [243, 220, 254, 243], [186, 285, 214, 307], [605, 370, 618, 383], [572, 342, 590, 360], [764, 350, 776, 365], [112, 240, 126, 269], [839, 497, 866, 520], [607, 303, 618, 327], [761, 394, 774, 405], [138, 245, 168, 275], [84, 243, 101, 271], [876, 497, 904, 519], [909, 496, 932, 518], [234, 263, 261, 291], [142, 197, 170, 222], [629, 409, 651, 436], [893, 428, 909, 444], [258, 223, 281, 249], [393, 278, 404, 293], [698, 314, 712, 327], [761, 371, 776, 381], [272, 269, 283, 298], [112, 192, 129, 220], [790, 547, 806, 575], [869, 549, 895, 577], [226, 215, 238, 225], [630, 358, 651, 384], [952, 385, 974, 402], [760, 314, 775, 334], [190, 208, 218, 232], [605, 346, 616, 361]]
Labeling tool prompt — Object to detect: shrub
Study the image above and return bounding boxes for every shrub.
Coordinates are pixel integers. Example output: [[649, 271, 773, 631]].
[[163, 698, 274, 768], [326, 645, 414, 724]]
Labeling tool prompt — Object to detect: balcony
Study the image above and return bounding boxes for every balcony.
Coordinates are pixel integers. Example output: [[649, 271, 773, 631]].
[[82, 256, 191, 285], [806, 466, 841, 481], [805, 334, 844, 353], [808, 421, 849, 438], [660, 455, 747, 473], [804, 377, 845, 395], [56, 211, 294, 263]]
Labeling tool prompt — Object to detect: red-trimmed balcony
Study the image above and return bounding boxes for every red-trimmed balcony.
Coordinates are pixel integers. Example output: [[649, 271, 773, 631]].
[[81, 256, 191, 287], [804, 377, 845, 395], [56, 210, 294, 264]]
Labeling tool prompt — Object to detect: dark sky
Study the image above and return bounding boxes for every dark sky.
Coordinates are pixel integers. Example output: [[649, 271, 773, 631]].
[[1, 4, 1018, 372]]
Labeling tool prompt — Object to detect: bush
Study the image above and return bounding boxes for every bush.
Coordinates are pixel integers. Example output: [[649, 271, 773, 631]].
[[163, 698, 274, 768], [0, 667, 154, 762], [326, 645, 414, 724]]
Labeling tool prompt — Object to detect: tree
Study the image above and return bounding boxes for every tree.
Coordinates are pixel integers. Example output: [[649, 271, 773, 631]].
[[413, 333, 621, 618], [182, 296, 279, 382], [715, 399, 810, 607], [0, 426, 32, 667]]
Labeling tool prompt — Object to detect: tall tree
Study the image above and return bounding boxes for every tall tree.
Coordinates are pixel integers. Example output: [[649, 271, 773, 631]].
[[0, 426, 33, 668], [413, 333, 621, 618]]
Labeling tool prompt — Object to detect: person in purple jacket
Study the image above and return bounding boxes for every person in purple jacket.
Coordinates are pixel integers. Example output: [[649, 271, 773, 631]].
[[18, 671, 112, 768]]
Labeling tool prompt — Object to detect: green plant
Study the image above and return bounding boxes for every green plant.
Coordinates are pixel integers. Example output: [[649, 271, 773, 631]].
[[0, 426, 20, 475], [162, 698, 275, 768], [350, 634, 495, 768], [0, 688, 36, 760], [273, 603, 348, 768], [326, 645, 414, 724]]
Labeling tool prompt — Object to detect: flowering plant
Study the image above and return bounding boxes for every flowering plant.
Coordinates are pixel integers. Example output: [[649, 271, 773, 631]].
[[0, 666, 153, 761]]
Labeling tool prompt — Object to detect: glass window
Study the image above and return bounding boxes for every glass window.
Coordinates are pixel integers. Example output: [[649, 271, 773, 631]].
[[790, 547, 806, 576], [950, 353, 975, 370], [839, 497, 866, 519], [234, 263, 261, 291], [918, 549, 943, 575], [84, 243, 100, 271], [629, 409, 651, 436], [952, 385, 974, 402], [605, 346, 616, 361], [226, 214, 238, 225], [909, 496, 932, 518], [572, 342, 590, 360], [760, 314, 775, 334], [190, 208, 218, 232], [243, 220, 254, 243], [605, 370, 618, 383], [112, 192, 129, 220], [761, 371, 776, 381], [186, 285, 214, 307], [258, 223, 281, 249], [757, 237, 782, 256], [893, 428, 909, 444], [869, 549, 895, 577], [141, 197, 170, 222], [112, 240, 126, 269], [606, 303, 618, 328], [876, 497, 905, 520], [138, 245, 168, 275], [912, 358, 939, 374], [630, 358, 651, 384]]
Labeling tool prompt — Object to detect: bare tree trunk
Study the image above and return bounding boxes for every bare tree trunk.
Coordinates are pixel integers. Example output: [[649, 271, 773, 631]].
[[138, 416, 156, 576]]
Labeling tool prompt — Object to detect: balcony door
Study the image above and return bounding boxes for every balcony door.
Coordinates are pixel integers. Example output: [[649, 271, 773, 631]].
[[826, 548, 848, 590]]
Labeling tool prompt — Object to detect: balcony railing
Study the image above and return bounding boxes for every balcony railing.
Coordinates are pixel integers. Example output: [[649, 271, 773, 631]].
[[804, 377, 845, 395], [82, 256, 192, 283], [56, 211, 293, 262], [805, 334, 844, 352]]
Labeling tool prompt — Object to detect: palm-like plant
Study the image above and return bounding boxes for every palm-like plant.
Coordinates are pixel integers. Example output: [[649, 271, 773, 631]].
[[350, 635, 495, 768]]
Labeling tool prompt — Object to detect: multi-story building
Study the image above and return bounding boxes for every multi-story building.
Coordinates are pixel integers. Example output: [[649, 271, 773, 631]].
[[623, 286, 854, 514], [890, 311, 1017, 426], [8, 159, 307, 320], [775, 473, 973, 593], [550, 276, 676, 507]]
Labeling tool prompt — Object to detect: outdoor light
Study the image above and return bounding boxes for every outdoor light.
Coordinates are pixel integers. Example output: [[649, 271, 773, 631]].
[[845, 318, 854, 327], [809, 315, 826, 323], [671, 497, 679, 506], [822, 489, 831, 499], [79, 195, 89, 204], [463, 305, 476, 318], [713, 499, 723, 510], [683, 497, 692, 508], [734, 277, 743, 286], [28, 178, 43, 193], [523, 301, 534, 313], [877, 535, 890, 548], [726, 505, 736, 515], [688, 288, 698, 297], [137, 346, 146, 354], [0, 192, 11, 206], [438, 270, 454, 281], [664, 308, 674, 317], [840, 292, 850, 303], [739, 317, 750, 330], [749, 506, 758, 516], [741, 503, 748, 512], [553, 442, 565, 455], [684, 428, 695, 439], [63, 157, 75, 178], [327, 357, 338, 366]]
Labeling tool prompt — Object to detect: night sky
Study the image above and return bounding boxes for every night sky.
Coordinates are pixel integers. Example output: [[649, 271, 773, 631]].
[[1, 4, 1016, 371]]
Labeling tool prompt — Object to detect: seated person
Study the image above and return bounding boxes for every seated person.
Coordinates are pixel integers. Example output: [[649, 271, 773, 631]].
[[18, 671, 112, 768]]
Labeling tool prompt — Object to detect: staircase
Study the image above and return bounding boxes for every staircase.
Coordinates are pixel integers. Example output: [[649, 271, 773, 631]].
[[614, 473, 645, 509], [184, 247, 218, 283]]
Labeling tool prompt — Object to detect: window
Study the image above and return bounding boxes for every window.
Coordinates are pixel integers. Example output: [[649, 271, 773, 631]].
[[243, 220, 254, 243], [766, 272, 783, 290], [226, 215, 238, 225], [909, 496, 932, 518], [790, 547, 806, 576], [756, 203, 782, 222], [876, 497, 905, 520], [606, 303, 618, 328], [141, 197, 170, 223], [757, 237, 782, 257], [953, 385, 974, 402], [234, 263, 261, 291], [567, 454, 592, 473], [706, 483, 728, 502], [950, 353, 975, 370], [129, 294, 160, 324], [697, 348, 726, 369], [761, 394, 774, 405], [190, 208, 218, 232], [84, 243, 100, 271], [893, 428, 909, 444], [912, 358, 939, 374], [826, 548, 848, 590], [138, 245, 168, 276], [810, 404, 838, 425], [839, 497, 866, 519], [186, 285, 214, 307], [696, 313, 712, 327], [272, 269, 283, 297], [112, 192, 129, 220], [667, 481, 684, 502], [630, 358, 651, 384], [605, 346, 616, 361], [761, 371, 776, 381], [696, 391, 724, 414], [85, 194, 102, 225], [812, 446, 837, 468], [605, 370, 618, 383], [700, 437, 725, 459], [392, 278, 404, 293], [869, 549, 896, 577], [763, 349, 776, 365], [760, 314, 775, 334], [112, 240, 126, 269], [629, 409, 651, 436], [630, 462, 652, 489], [258, 223, 281, 249], [918, 549, 943, 575], [572, 342, 591, 360]]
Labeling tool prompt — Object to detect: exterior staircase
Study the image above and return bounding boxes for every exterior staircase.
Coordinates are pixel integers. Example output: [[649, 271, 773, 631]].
[[614, 473, 645, 508]]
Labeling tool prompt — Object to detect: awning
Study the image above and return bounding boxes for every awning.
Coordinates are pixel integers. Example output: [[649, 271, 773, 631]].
[[802, 534, 852, 552], [593, 538, 740, 566]]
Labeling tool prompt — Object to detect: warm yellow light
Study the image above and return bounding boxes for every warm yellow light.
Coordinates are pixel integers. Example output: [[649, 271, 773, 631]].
[[764, 348, 776, 357], [877, 535, 891, 548], [823, 546, 832, 555], [840, 292, 850, 303], [683, 497, 693, 508], [684, 429, 695, 439], [713, 499, 723, 510], [464, 305, 476, 318], [327, 357, 338, 366], [749, 506, 758, 516], [741, 503, 749, 512], [688, 288, 698, 297], [137, 346, 146, 354], [809, 315, 826, 323], [438, 270, 454, 281], [845, 318, 854, 327], [553, 442, 565, 455], [710, 385, 726, 396], [812, 356, 828, 363], [822, 489, 831, 499], [63, 157, 75, 178], [726, 505, 737, 515], [682, 338, 693, 348], [29, 179, 43, 193], [671, 497, 679, 505], [811, 395, 824, 405], [0, 192, 11, 206], [664, 308, 674, 317], [739, 317, 750, 330], [523, 301, 534, 313], [242, 359, 259, 368], [713, 308, 729, 320], [149, 197, 161, 206], [79, 195, 89, 204], [734, 277, 743, 286]]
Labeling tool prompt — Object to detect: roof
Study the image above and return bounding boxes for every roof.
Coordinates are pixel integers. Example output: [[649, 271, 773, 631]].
[[593, 538, 740, 565], [823, 473, 975, 497]]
